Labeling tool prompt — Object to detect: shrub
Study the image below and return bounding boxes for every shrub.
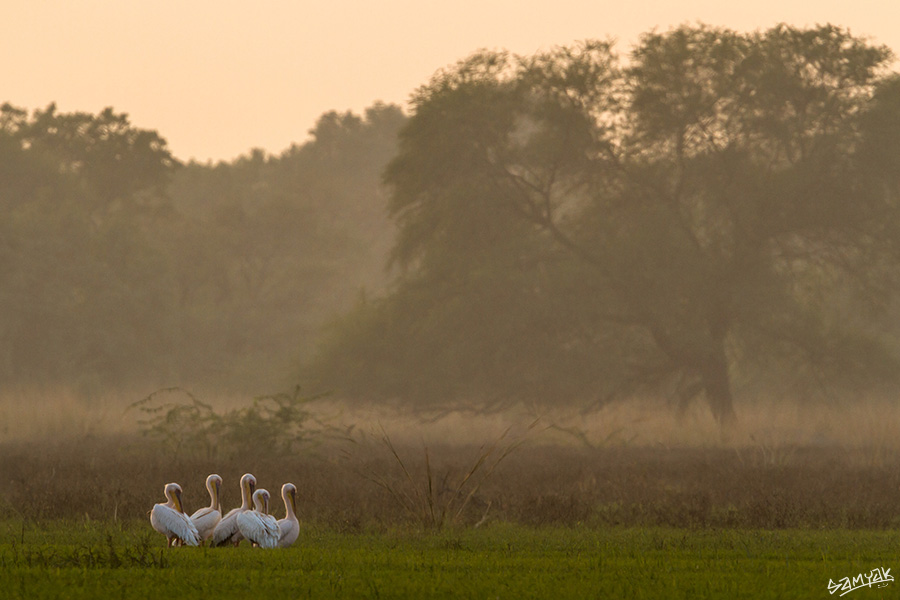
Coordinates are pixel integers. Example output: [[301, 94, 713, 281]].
[[129, 386, 342, 460]]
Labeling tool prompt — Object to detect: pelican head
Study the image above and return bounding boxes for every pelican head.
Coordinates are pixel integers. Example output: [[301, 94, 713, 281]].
[[207, 474, 223, 493], [237, 473, 257, 509], [252, 489, 270, 515], [282, 483, 297, 515], [164, 482, 185, 513], [206, 474, 223, 510], [241, 473, 257, 494]]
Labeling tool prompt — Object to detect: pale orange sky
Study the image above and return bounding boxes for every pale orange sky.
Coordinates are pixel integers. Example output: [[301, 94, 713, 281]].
[[3, 1, 898, 162]]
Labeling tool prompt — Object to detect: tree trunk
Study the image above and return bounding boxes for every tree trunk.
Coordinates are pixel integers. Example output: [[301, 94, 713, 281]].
[[700, 343, 737, 429]]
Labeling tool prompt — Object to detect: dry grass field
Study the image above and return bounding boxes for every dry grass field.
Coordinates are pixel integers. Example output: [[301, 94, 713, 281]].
[[2, 389, 900, 531]]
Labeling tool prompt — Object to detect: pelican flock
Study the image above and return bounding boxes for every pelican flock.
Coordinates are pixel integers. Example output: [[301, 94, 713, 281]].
[[150, 474, 299, 550]]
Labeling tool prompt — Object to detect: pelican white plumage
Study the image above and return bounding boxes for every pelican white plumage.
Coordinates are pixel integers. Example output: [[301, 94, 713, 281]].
[[237, 488, 280, 549], [150, 483, 200, 547], [189, 474, 222, 543], [276, 482, 300, 548], [211, 473, 257, 547]]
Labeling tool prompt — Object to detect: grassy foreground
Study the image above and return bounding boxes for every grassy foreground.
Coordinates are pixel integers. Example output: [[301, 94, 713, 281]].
[[1, 520, 895, 599]]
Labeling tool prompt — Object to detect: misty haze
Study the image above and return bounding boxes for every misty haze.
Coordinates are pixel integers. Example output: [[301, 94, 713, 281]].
[[3, 21, 900, 599]]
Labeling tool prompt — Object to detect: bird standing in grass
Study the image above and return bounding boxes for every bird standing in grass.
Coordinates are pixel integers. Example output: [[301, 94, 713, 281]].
[[237, 488, 280, 549], [190, 474, 222, 544], [277, 482, 300, 548], [150, 482, 200, 547], [211, 473, 257, 547]]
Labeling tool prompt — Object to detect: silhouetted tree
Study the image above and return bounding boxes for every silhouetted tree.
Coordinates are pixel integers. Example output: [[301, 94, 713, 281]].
[[11, 103, 176, 211], [312, 25, 900, 425]]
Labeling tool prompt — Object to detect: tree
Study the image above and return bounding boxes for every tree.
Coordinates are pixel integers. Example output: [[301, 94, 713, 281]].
[[14, 103, 177, 210], [0, 103, 179, 391], [0, 100, 408, 395], [312, 25, 900, 425], [165, 103, 405, 392]]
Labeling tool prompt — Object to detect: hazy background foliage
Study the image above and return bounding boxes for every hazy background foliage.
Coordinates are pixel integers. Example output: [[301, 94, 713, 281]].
[[0, 101, 402, 396], [2, 24, 900, 426]]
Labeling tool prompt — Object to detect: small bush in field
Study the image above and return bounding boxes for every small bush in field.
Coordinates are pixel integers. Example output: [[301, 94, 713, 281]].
[[128, 388, 219, 458], [129, 386, 341, 460]]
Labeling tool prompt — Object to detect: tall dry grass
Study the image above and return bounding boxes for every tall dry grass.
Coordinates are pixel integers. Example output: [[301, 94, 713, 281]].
[[320, 395, 900, 452], [4, 387, 900, 451], [0, 386, 139, 441], [3, 388, 900, 530]]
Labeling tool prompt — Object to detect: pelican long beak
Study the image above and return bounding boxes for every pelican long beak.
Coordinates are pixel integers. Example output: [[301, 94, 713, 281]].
[[290, 489, 297, 515], [174, 489, 184, 514]]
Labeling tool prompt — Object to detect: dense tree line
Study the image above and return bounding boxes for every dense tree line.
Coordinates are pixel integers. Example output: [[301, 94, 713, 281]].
[[0, 101, 403, 394]]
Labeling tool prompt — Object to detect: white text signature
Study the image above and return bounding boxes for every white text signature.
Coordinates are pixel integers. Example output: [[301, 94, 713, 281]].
[[828, 567, 893, 596]]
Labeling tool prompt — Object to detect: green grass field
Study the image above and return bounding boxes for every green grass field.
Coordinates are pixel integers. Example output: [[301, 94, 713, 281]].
[[1, 520, 895, 599]]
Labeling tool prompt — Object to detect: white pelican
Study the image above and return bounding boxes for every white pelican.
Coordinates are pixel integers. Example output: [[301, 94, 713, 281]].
[[237, 488, 280, 549], [189, 474, 222, 543], [277, 483, 300, 548], [211, 473, 256, 547], [150, 482, 200, 547]]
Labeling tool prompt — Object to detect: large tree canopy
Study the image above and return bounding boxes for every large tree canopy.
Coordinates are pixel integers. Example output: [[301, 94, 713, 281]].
[[311, 25, 900, 424]]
